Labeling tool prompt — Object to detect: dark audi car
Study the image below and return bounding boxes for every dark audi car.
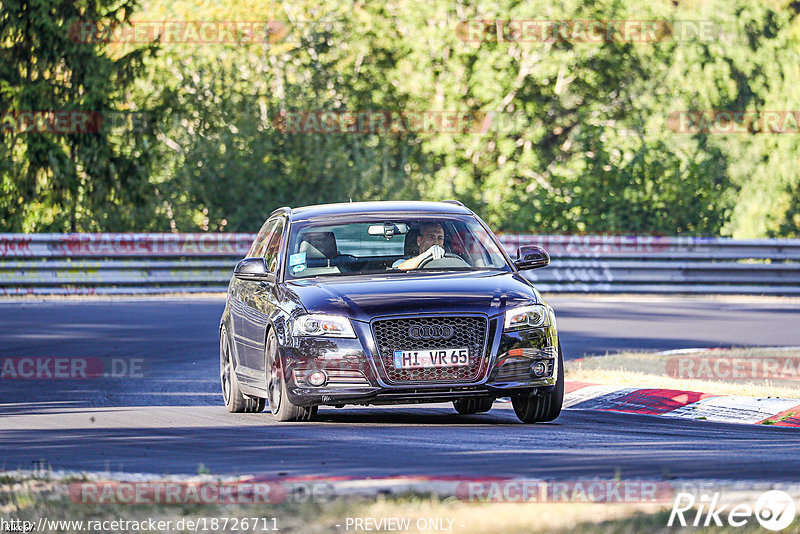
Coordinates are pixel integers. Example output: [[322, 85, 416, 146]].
[[219, 201, 563, 423]]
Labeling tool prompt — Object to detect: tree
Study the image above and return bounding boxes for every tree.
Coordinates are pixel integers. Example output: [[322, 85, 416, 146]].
[[0, 0, 161, 231]]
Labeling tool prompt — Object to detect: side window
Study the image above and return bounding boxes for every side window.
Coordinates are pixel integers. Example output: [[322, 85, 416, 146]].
[[249, 219, 277, 258], [263, 218, 286, 272]]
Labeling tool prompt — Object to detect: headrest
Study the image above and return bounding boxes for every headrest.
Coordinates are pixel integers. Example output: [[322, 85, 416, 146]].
[[404, 228, 420, 256], [299, 231, 337, 258], [299, 241, 326, 259]]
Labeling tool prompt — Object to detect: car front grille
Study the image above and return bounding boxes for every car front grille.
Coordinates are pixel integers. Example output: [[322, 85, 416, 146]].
[[371, 316, 489, 384]]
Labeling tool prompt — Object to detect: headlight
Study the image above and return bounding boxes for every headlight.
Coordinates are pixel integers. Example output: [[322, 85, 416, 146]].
[[292, 314, 356, 338], [504, 304, 550, 331]]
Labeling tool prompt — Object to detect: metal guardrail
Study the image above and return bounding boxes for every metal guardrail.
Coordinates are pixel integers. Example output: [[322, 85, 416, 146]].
[[1, 233, 799, 295]]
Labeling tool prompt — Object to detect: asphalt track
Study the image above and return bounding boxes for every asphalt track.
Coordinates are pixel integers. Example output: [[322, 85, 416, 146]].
[[1, 296, 799, 481]]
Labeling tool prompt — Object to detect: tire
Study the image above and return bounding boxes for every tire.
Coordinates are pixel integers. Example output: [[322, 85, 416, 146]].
[[265, 328, 318, 422], [220, 326, 265, 413], [453, 397, 494, 414], [512, 340, 564, 423]]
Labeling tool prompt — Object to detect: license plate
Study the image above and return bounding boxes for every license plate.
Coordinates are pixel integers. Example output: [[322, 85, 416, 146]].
[[393, 348, 469, 369]]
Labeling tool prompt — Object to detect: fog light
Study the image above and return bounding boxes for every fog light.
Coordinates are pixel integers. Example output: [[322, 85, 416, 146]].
[[307, 370, 327, 387], [532, 361, 548, 377]]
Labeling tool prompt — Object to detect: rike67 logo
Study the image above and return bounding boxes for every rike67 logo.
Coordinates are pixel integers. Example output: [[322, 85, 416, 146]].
[[669, 490, 796, 531]]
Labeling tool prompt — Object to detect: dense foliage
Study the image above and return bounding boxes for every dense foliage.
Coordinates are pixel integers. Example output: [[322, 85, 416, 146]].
[[2, 0, 799, 236]]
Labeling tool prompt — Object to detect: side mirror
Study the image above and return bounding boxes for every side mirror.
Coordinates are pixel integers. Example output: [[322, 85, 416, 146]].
[[234, 257, 271, 280], [514, 245, 550, 270]]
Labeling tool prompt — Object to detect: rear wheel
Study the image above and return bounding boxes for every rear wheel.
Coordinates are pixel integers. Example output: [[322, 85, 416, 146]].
[[453, 397, 494, 414], [266, 329, 318, 422], [512, 341, 564, 423], [220, 326, 264, 413]]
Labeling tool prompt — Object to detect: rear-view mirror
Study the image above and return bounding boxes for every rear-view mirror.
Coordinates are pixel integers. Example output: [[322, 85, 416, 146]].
[[368, 222, 409, 238]]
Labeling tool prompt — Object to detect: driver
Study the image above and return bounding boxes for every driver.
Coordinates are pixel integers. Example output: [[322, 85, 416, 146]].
[[393, 222, 446, 270]]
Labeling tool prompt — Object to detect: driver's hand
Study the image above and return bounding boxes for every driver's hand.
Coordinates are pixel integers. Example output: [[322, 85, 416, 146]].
[[421, 245, 445, 261]]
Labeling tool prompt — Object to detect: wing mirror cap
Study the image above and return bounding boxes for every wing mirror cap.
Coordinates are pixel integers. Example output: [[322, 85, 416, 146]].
[[513, 245, 550, 270], [234, 257, 271, 280]]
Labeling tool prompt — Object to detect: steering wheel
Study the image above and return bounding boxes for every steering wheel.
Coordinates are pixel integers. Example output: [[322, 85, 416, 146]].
[[418, 252, 471, 269]]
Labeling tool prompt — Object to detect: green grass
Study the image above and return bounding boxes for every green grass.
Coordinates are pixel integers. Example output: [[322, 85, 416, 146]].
[[760, 411, 797, 425], [566, 348, 800, 399]]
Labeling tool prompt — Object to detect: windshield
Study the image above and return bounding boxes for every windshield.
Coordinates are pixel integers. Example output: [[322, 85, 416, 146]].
[[284, 214, 512, 279]]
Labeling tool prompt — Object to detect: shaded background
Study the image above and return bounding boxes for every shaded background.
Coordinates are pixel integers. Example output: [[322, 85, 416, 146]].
[[1, 0, 799, 237]]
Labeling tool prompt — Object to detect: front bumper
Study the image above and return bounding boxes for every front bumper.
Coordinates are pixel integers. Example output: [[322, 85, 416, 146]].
[[280, 316, 559, 407]]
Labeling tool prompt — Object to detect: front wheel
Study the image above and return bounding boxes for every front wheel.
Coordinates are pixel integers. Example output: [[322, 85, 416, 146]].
[[512, 341, 564, 423], [265, 329, 318, 422]]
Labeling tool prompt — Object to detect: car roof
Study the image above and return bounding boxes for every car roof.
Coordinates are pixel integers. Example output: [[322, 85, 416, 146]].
[[286, 201, 472, 222]]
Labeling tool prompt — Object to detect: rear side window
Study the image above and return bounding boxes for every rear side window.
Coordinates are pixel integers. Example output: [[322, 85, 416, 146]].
[[263, 218, 285, 272], [249, 219, 278, 258]]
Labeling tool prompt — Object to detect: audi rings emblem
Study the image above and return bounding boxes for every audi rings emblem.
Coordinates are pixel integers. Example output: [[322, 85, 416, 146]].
[[408, 324, 454, 340]]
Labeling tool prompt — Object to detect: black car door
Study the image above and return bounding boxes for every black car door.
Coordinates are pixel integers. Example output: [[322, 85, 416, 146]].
[[239, 216, 285, 387], [231, 218, 276, 376]]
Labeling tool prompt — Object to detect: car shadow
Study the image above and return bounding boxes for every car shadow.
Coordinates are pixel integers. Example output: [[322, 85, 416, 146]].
[[308, 404, 561, 426]]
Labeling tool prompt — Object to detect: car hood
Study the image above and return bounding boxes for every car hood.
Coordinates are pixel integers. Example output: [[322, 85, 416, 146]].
[[284, 271, 539, 321]]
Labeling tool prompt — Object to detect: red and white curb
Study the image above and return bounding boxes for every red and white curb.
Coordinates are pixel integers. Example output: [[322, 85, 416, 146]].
[[564, 381, 800, 427]]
